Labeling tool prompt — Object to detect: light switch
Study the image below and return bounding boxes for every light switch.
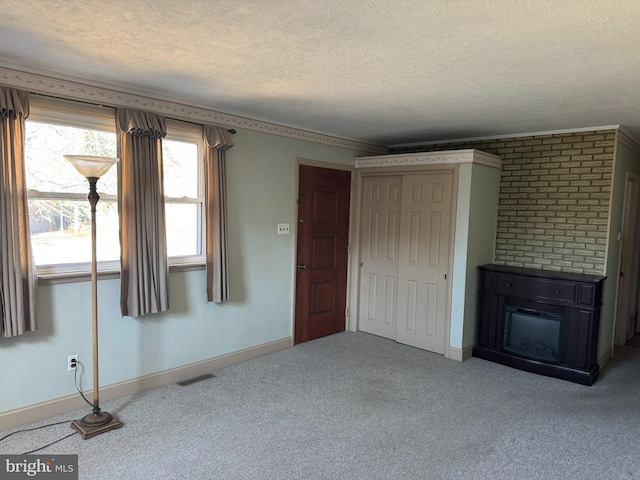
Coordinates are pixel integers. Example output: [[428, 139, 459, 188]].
[[277, 223, 290, 235]]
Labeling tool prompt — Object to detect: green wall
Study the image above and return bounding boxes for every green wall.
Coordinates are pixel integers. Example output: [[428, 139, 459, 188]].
[[601, 136, 640, 359], [450, 163, 500, 350], [0, 127, 368, 415], [3, 118, 637, 420]]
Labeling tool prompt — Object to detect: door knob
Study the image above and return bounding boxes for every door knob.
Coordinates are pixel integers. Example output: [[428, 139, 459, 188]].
[[297, 264, 307, 269]]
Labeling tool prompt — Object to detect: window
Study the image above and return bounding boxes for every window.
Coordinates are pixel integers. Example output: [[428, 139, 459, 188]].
[[25, 97, 206, 277], [26, 97, 118, 275], [162, 120, 205, 262]]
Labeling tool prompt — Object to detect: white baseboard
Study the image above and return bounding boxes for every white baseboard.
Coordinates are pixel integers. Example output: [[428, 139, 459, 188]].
[[598, 346, 613, 370], [0, 337, 292, 432], [447, 344, 475, 362]]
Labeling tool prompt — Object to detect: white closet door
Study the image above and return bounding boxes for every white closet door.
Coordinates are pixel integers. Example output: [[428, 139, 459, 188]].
[[358, 172, 454, 354], [359, 175, 402, 340], [395, 172, 454, 353]]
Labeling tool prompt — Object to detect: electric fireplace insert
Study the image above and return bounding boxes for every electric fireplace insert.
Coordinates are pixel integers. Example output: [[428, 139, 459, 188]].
[[503, 305, 563, 364], [473, 264, 606, 385]]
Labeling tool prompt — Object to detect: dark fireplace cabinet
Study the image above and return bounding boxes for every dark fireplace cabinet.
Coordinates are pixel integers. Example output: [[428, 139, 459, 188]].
[[473, 264, 606, 385]]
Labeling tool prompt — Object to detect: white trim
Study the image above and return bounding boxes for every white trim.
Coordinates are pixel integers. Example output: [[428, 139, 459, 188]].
[[443, 166, 459, 360], [37, 262, 205, 286], [611, 172, 640, 348], [27, 190, 117, 202], [0, 337, 291, 432], [447, 344, 475, 362], [618, 128, 640, 155], [0, 66, 387, 155], [356, 149, 501, 169], [348, 169, 363, 333], [296, 157, 354, 172], [598, 346, 613, 371], [391, 126, 621, 148], [163, 122, 206, 264]]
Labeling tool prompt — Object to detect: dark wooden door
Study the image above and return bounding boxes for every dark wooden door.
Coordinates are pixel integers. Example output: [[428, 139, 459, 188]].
[[294, 165, 351, 344]]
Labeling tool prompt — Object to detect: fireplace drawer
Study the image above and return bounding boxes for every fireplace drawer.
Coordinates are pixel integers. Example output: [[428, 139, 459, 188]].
[[494, 274, 576, 305]]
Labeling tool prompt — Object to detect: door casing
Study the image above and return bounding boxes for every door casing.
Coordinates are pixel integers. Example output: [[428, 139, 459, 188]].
[[614, 172, 640, 346], [348, 164, 459, 359]]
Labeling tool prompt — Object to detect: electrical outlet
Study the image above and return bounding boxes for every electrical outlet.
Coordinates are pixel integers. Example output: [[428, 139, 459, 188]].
[[68, 355, 78, 372]]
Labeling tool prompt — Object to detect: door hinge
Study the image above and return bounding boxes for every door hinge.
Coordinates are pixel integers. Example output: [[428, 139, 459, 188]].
[[345, 306, 349, 318]]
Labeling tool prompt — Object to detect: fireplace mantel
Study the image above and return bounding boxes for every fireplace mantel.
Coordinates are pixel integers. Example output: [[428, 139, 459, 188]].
[[473, 264, 606, 385]]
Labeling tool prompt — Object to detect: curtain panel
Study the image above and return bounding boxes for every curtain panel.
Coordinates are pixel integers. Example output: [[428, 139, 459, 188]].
[[0, 86, 37, 337], [203, 126, 234, 303], [117, 109, 169, 317]]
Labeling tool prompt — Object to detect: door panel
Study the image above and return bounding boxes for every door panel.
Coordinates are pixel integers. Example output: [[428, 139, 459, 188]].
[[396, 173, 453, 353], [359, 176, 402, 339], [295, 165, 351, 344], [358, 172, 453, 354]]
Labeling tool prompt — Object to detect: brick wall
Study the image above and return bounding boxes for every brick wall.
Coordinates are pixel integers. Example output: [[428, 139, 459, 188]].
[[389, 130, 616, 275]]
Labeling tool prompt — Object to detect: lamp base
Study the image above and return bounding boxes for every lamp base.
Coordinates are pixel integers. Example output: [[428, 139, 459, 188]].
[[71, 411, 122, 440]]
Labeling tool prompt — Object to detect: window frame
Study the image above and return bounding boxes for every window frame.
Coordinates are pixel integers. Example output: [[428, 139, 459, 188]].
[[163, 118, 206, 267], [26, 96, 207, 280], [27, 96, 120, 278]]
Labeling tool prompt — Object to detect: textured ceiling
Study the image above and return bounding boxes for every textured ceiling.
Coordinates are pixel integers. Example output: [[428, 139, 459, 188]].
[[1, 0, 640, 146]]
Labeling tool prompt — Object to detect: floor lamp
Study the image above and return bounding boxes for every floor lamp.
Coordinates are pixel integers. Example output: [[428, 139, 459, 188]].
[[64, 155, 123, 440]]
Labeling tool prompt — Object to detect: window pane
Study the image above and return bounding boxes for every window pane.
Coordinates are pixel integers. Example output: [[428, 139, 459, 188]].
[[162, 136, 202, 259], [29, 199, 120, 265], [25, 122, 117, 195], [162, 140, 198, 198], [166, 203, 201, 257], [25, 121, 118, 267]]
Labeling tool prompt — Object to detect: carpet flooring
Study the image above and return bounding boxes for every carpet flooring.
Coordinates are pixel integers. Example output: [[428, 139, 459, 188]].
[[627, 334, 640, 349], [1, 332, 639, 479]]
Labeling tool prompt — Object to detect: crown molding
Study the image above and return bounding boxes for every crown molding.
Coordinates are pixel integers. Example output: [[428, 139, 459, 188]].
[[617, 128, 640, 155], [391, 126, 621, 149], [0, 66, 387, 155], [356, 149, 501, 169]]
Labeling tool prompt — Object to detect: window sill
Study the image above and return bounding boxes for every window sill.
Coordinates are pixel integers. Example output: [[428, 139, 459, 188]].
[[36, 262, 205, 286]]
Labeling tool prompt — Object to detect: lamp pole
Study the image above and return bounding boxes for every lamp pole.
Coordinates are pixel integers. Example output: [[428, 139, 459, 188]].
[[65, 155, 122, 439], [87, 176, 106, 423]]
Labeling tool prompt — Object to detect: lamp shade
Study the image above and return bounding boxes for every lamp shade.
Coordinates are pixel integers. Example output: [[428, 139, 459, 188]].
[[64, 155, 119, 179]]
